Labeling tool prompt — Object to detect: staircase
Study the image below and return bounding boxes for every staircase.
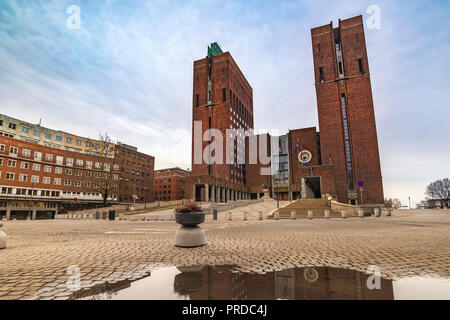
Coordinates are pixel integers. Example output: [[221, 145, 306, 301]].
[[269, 198, 357, 219]]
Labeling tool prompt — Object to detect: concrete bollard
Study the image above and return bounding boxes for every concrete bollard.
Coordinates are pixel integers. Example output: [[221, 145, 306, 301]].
[[324, 209, 330, 219], [258, 212, 263, 221], [291, 211, 296, 220], [386, 208, 392, 217], [374, 208, 381, 217], [358, 209, 364, 218], [307, 210, 313, 219], [227, 212, 232, 221], [341, 210, 347, 219], [243, 212, 248, 221], [274, 212, 280, 220]]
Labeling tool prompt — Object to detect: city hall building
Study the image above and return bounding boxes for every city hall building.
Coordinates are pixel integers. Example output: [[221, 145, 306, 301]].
[[187, 15, 384, 208]]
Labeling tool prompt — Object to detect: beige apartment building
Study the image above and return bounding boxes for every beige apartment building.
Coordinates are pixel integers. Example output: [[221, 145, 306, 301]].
[[0, 114, 114, 158]]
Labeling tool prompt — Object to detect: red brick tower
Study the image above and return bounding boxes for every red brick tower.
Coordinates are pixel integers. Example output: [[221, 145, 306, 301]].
[[187, 43, 254, 201], [311, 16, 384, 205]]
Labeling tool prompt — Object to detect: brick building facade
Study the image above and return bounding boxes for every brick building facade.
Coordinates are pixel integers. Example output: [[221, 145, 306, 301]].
[[116, 143, 155, 204], [187, 16, 384, 207], [154, 167, 190, 201], [186, 43, 254, 202], [0, 135, 120, 219], [311, 16, 384, 205], [0, 123, 155, 219]]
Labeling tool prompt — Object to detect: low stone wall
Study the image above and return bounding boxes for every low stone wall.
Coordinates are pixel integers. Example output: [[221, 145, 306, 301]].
[[63, 200, 189, 217], [330, 201, 359, 215], [203, 199, 263, 214]]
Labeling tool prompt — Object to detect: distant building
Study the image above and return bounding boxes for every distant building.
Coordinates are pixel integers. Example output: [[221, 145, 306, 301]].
[[116, 143, 155, 203], [154, 167, 190, 201]]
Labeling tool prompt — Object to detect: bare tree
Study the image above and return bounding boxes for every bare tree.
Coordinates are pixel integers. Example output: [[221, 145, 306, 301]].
[[425, 178, 450, 208], [384, 198, 402, 209], [86, 133, 121, 207]]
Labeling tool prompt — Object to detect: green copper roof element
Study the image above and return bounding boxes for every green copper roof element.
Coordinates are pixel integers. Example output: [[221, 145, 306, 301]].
[[207, 42, 223, 58]]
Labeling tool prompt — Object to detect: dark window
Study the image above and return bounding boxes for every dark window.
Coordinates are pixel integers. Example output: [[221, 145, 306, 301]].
[[319, 67, 324, 82], [358, 59, 364, 75], [222, 88, 226, 102], [338, 62, 343, 75], [196, 94, 199, 107], [208, 117, 211, 129]]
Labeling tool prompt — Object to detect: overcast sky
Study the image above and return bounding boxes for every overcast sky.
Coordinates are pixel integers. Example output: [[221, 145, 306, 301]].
[[0, 0, 449, 207]]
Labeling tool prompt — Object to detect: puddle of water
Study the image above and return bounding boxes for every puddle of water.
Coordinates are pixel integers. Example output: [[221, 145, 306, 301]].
[[393, 277, 450, 300], [71, 265, 450, 300]]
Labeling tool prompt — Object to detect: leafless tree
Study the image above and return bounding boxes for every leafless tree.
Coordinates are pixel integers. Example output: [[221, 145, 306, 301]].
[[425, 178, 450, 208], [384, 198, 402, 209], [86, 133, 121, 207]]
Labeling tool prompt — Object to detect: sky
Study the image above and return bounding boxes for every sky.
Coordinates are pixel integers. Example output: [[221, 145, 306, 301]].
[[0, 0, 449, 207]]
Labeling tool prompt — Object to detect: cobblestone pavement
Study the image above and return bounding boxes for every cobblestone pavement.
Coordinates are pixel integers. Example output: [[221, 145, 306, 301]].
[[0, 202, 449, 300]]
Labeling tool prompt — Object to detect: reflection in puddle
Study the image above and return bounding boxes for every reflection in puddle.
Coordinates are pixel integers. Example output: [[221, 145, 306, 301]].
[[71, 265, 450, 300]]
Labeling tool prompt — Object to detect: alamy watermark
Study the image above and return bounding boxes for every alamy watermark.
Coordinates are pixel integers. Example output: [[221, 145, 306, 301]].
[[193, 121, 281, 176], [66, 5, 81, 30], [66, 265, 81, 291], [366, 5, 381, 30], [366, 265, 381, 290]]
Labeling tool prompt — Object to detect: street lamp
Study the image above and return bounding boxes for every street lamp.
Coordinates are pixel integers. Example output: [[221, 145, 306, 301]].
[[28, 182, 35, 220]]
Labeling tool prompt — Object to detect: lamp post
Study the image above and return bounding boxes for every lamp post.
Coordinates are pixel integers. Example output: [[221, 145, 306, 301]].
[[28, 182, 35, 220]]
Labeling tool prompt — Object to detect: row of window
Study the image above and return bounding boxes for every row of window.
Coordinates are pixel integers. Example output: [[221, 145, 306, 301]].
[[0, 144, 118, 170], [3, 121, 109, 149], [318, 58, 365, 83], [1, 171, 119, 182], [156, 196, 172, 201], [120, 150, 152, 163], [1, 186, 60, 197], [155, 190, 171, 195]]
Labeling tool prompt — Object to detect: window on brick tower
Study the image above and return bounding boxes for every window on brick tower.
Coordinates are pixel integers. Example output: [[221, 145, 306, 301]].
[[222, 88, 226, 102], [338, 62, 343, 75], [196, 94, 199, 107], [319, 67, 324, 82], [358, 59, 364, 75]]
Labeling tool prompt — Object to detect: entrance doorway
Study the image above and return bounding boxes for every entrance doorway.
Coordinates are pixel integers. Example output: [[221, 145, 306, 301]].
[[304, 177, 322, 199], [195, 185, 204, 202]]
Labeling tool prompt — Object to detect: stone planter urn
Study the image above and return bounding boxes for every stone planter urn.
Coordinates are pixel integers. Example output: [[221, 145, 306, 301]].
[[0, 223, 7, 249], [174, 203, 206, 248]]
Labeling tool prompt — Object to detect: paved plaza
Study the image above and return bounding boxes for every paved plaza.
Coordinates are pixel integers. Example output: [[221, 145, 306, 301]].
[[0, 200, 449, 300]]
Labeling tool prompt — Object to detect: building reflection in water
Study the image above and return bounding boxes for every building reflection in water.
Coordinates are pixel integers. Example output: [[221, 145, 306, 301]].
[[75, 265, 394, 300], [175, 266, 394, 300]]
